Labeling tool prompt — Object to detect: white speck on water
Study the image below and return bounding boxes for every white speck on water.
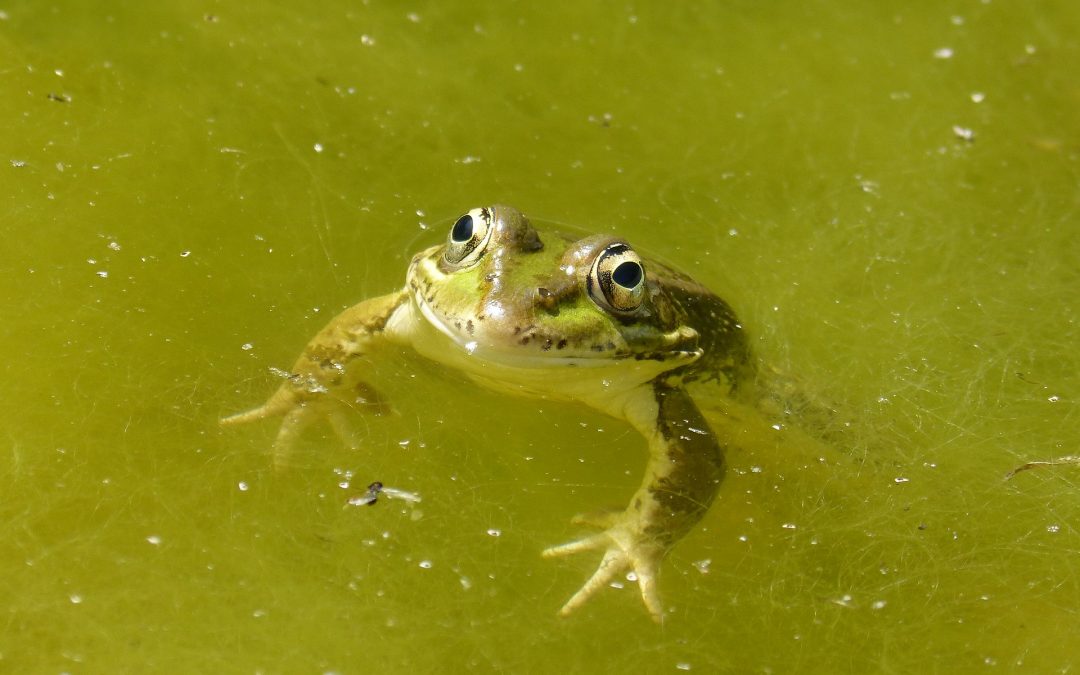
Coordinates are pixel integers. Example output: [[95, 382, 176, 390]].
[[241, 343, 253, 351], [676, 663, 692, 671], [238, 481, 249, 491], [360, 34, 375, 46], [971, 91, 986, 103], [180, 250, 191, 258], [419, 560, 432, 569], [933, 47, 954, 59], [406, 12, 421, 23], [894, 476, 910, 484], [486, 528, 501, 537], [464, 340, 478, 354], [872, 600, 887, 610], [107, 241, 121, 251], [692, 559, 711, 574], [10, 159, 26, 167], [953, 125, 975, 142], [146, 535, 161, 546], [69, 593, 83, 604], [1047, 524, 1060, 533], [95, 270, 108, 278], [950, 15, 965, 25], [781, 523, 797, 530], [313, 143, 324, 153], [1048, 395, 1059, 403]]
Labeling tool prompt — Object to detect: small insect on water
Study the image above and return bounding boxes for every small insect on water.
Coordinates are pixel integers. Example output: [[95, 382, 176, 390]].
[[346, 481, 422, 507]]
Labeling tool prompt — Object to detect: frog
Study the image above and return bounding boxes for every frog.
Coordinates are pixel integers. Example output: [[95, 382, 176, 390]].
[[221, 205, 756, 622]]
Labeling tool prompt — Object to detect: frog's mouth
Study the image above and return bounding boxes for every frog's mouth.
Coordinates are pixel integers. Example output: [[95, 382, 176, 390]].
[[410, 283, 700, 374]]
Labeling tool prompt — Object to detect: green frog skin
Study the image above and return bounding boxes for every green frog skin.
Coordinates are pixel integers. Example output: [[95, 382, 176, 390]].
[[222, 205, 755, 622]]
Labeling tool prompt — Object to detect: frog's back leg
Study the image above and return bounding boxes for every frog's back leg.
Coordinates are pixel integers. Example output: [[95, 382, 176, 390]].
[[220, 290, 411, 468]]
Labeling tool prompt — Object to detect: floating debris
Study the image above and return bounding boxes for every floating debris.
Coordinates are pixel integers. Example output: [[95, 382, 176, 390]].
[[952, 125, 975, 142], [346, 481, 422, 506], [1005, 455, 1080, 479]]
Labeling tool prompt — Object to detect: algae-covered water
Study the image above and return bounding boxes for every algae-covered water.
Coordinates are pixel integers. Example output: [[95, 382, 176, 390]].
[[2, 1, 1078, 672]]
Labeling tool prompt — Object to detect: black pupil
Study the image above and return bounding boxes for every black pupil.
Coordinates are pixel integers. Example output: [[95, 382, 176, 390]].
[[451, 215, 474, 243], [612, 260, 642, 288]]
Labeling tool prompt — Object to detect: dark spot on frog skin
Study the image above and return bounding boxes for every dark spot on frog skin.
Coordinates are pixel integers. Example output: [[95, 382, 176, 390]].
[[556, 338, 568, 350], [542, 338, 553, 351], [466, 319, 475, 335]]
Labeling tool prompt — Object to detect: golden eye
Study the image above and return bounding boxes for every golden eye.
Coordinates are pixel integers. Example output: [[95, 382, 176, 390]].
[[443, 207, 493, 268], [589, 243, 645, 312]]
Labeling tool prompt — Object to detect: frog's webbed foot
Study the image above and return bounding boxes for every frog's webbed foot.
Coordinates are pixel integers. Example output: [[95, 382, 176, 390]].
[[542, 517, 666, 623]]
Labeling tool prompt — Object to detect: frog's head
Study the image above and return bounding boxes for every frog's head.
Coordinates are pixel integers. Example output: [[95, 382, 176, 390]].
[[406, 205, 702, 370]]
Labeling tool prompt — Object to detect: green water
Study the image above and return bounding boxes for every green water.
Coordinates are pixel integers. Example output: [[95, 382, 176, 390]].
[[2, 1, 1078, 672]]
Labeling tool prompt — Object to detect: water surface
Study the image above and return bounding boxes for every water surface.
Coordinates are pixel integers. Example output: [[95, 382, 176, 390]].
[[2, 1, 1078, 672]]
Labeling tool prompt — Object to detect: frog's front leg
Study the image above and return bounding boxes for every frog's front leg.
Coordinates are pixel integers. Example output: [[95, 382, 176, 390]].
[[543, 381, 725, 622], [221, 290, 411, 469]]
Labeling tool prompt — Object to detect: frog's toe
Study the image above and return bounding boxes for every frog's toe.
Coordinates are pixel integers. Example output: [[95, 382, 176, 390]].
[[543, 529, 666, 623], [271, 405, 315, 471], [326, 408, 365, 451], [542, 532, 608, 558], [557, 547, 626, 617], [568, 508, 621, 530]]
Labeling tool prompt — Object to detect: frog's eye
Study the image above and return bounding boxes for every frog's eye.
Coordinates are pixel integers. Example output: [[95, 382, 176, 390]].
[[589, 243, 646, 313], [443, 207, 494, 269]]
